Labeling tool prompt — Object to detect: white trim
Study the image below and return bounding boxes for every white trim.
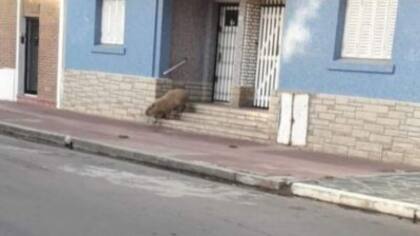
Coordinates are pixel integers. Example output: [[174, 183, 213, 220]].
[[15, 0, 26, 99], [13, 0, 23, 101], [57, 0, 66, 109]]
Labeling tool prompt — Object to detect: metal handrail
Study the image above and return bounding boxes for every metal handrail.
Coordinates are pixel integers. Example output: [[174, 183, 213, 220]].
[[163, 58, 188, 76]]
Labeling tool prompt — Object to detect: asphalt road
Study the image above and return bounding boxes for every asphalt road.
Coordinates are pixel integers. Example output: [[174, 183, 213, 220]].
[[0, 135, 418, 236]]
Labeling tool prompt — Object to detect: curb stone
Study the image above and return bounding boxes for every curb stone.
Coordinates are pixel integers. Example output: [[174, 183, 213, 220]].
[[0, 121, 66, 147], [0, 121, 289, 193], [72, 137, 292, 193], [236, 172, 294, 195], [72, 138, 237, 182], [292, 183, 420, 222], [0, 120, 419, 221]]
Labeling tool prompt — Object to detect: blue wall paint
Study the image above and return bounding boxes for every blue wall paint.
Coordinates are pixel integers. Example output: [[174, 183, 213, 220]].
[[65, 0, 172, 78], [279, 0, 420, 103], [154, 0, 173, 77]]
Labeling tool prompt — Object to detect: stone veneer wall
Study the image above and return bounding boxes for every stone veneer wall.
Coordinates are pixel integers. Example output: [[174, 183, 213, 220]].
[[62, 70, 172, 122], [307, 94, 420, 166], [267, 90, 282, 140], [62, 70, 284, 143], [239, 0, 261, 88]]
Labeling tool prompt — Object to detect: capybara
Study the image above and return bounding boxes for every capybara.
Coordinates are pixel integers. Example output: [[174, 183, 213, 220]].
[[145, 89, 188, 120]]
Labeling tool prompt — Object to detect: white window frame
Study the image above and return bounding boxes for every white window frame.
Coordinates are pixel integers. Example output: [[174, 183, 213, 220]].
[[100, 0, 126, 45], [341, 0, 398, 60]]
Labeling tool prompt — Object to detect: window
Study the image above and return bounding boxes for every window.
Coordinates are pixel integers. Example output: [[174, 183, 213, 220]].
[[341, 0, 398, 60], [100, 0, 126, 45]]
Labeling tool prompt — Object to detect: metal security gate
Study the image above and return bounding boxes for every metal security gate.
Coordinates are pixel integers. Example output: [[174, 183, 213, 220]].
[[213, 4, 239, 102], [254, 1, 285, 108]]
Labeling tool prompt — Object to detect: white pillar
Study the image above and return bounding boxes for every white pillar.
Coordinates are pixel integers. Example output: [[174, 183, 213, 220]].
[[12, 0, 23, 101], [56, 0, 67, 109]]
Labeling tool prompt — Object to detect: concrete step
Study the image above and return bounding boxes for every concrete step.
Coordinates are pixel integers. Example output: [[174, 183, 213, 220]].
[[190, 103, 271, 121], [159, 119, 271, 143], [179, 112, 270, 132]]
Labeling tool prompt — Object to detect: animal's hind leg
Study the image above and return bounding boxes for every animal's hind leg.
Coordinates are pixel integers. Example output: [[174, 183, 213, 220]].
[[172, 110, 181, 120], [172, 105, 186, 120], [156, 112, 166, 119], [174, 104, 186, 114], [178, 104, 186, 113]]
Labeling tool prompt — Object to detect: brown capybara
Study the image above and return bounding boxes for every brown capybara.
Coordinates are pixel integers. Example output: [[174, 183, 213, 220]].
[[145, 88, 188, 120]]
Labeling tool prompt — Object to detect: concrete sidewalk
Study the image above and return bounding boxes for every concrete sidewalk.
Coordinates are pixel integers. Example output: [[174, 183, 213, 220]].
[[0, 101, 419, 221]]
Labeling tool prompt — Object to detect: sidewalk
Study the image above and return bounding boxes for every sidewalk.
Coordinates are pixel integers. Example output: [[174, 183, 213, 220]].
[[0, 101, 419, 221]]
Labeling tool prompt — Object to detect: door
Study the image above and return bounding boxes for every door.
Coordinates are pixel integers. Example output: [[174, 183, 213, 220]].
[[213, 4, 239, 102], [254, 3, 284, 108], [277, 93, 309, 146], [24, 18, 39, 95]]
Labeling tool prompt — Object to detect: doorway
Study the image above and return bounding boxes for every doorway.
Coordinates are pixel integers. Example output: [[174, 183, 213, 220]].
[[213, 4, 239, 102], [24, 17, 39, 95]]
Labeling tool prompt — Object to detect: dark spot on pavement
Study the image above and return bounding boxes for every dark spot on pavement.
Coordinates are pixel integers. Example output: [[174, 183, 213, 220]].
[[289, 206, 306, 211], [118, 135, 130, 139]]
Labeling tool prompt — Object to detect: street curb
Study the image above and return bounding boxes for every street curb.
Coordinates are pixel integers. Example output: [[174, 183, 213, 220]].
[[292, 183, 420, 222], [0, 121, 291, 194], [72, 137, 293, 194], [0, 121, 67, 147]]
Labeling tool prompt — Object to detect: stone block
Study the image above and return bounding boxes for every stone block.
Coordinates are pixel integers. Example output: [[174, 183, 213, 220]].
[[356, 141, 382, 153], [331, 136, 356, 146], [348, 149, 369, 158], [396, 105, 415, 112], [363, 124, 384, 134], [392, 141, 415, 151], [406, 118, 420, 127], [313, 129, 332, 138], [352, 129, 370, 138], [369, 134, 392, 144], [319, 113, 336, 121], [362, 104, 389, 113], [355, 111, 377, 122], [376, 118, 400, 126], [330, 124, 353, 134]]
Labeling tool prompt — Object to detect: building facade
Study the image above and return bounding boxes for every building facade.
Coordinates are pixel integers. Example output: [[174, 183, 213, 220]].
[[62, 0, 285, 142], [0, 0, 62, 106], [279, 0, 420, 165], [3, 0, 419, 165]]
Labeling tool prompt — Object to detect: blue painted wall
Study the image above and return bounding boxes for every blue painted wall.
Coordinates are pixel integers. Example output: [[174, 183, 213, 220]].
[[279, 0, 420, 103], [65, 0, 172, 78]]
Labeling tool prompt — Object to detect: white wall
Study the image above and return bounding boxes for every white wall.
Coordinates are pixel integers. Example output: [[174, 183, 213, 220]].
[[0, 68, 16, 101]]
